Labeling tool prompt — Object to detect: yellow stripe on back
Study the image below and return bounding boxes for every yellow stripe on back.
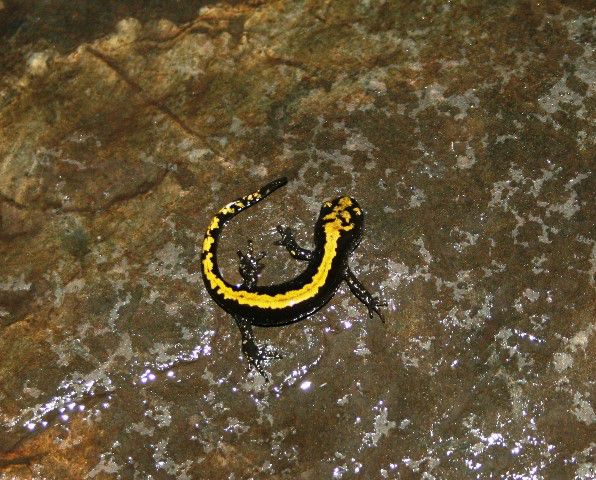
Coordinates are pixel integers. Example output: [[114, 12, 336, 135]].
[[202, 219, 349, 309]]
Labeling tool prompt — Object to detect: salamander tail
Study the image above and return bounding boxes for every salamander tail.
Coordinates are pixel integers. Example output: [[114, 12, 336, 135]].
[[214, 177, 288, 223], [201, 177, 288, 279]]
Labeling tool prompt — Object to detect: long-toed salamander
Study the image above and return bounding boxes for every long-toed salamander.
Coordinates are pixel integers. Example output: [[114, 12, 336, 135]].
[[201, 177, 385, 377]]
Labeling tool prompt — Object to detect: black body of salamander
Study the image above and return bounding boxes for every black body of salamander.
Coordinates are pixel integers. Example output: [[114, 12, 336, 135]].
[[201, 177, 385, 377]]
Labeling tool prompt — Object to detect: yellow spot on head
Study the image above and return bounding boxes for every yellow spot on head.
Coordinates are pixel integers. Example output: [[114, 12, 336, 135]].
[[338, 197, 352, 207], [321, 196, 360, 232]]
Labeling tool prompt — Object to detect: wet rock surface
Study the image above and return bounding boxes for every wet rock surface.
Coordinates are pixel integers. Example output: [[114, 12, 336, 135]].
[[0, 1, 594, 478]]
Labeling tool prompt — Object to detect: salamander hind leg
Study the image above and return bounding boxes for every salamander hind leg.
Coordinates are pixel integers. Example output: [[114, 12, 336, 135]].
[[275, 225, 314, 261], [234, 316, 282, 380], [345, 268, 387, 322], [237, 240, 266, 291]]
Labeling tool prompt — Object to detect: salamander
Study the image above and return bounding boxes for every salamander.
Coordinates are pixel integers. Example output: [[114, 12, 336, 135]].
[[201, 177, 385, 377]]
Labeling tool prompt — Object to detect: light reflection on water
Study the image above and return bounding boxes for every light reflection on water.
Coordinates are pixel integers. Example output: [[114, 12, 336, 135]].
[[18, 331, 216, 433]]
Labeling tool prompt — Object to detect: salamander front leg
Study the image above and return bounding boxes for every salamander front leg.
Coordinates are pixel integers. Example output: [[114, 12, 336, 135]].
[[275, 225, 314, 261], [237, 240, 266, 291], [345, 268, 387, 322], [234, 316, 282, 380]]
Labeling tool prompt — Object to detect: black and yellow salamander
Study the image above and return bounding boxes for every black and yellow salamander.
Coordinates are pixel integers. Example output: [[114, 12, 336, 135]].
[[201, 177, 385, 377]]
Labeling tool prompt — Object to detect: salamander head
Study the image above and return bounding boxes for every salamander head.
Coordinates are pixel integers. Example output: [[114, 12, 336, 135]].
[[316, 196, 364, 249]]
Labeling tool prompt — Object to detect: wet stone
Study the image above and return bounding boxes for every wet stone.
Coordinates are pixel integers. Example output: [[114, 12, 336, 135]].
[[0, 1, 594, 479]]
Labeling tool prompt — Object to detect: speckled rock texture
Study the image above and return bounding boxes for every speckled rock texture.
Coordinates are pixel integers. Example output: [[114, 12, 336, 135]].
[[0, 0, 594, 478]]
